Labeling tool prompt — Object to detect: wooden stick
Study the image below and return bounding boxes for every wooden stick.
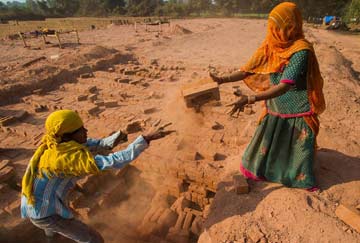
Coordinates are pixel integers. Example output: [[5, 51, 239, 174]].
[[42, 34, 47, 44], [18, 32, 27, 48], [75, 29, 80, 44], [55, 31, 62, 49]]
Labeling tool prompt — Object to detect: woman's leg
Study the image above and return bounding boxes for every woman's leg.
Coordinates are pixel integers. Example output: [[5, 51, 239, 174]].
[[30, 215, 104, 243]]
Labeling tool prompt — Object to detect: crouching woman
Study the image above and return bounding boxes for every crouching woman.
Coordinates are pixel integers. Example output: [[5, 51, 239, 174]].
[[21, 109, 172, 243]]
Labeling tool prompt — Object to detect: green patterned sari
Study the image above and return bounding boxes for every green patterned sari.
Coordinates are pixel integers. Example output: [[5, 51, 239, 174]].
[[241, 50, 317, 189]]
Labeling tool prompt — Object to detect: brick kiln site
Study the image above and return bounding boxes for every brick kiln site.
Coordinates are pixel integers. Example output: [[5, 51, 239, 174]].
[[0, 17, 360, 243]]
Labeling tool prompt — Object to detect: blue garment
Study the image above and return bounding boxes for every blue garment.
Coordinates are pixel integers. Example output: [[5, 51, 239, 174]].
[[324, 16, 335, 25], [21, 134, 148, 219]]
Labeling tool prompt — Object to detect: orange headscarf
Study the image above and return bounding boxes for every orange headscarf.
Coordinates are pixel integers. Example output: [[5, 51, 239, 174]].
[[241, 2, 325, 136]]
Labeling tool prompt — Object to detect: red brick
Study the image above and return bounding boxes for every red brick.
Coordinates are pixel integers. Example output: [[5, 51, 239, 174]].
[[0, 116, 16, 126], [77, 95, 88, 101], [0, 160, 10, 170], [0, 166, 15, 183], [104, 100, 118, 108], [182, 81, 220, 108], [4, 198, 21, 216], [233, 174, 249, 194], [182, 212, 194, 230]]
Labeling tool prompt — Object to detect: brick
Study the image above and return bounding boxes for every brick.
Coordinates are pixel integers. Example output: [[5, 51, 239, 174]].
[[143, 107, 157, 114], [0, 166, 15, 183], [142, 206, 158, 226], [184, 207, 202, 217], [335, 204, 360, 233], [213, 153, 227, 161], [129, 79, 142, 85], [104, 100, 118, 108], [77, 95, 88, 101], [88, 85, 97, 93], [190, 216, 203, 236], [182, 81, 220, 108], [88, 94, 98, 102], [4, 198, 21, 216], [150, 208, 165, 223], [182, 212, 194, 230], [0, 160, 10, 170], [170, 196, 191, 215], [115, 78, 130, 84], [94, 100, 104, 106], [233, 174, 249, 194], [87, 106, 100, 116], [174, 212, 186, 231], [80, 73, 93, 79], [0, 116, 16, 126], [124, 69, 136, 75], [195, 152, 204, 160]]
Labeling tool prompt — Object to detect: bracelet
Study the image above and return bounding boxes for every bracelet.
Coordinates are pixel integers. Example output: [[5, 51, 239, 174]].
[[247, 95, 256, 104], [219, 75, 231, 83]]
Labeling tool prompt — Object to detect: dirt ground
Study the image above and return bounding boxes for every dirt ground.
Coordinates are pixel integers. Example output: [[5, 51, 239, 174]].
[[0, 18, 359, 243]]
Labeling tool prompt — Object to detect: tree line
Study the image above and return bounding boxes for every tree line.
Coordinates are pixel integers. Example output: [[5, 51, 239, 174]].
[[0, 0, 359, 21]]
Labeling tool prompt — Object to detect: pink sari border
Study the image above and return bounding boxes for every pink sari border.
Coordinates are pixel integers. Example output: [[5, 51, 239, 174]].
[[280, 79, 295, 85], [240, 163, 265, 181], [267, 109, 314, 118]]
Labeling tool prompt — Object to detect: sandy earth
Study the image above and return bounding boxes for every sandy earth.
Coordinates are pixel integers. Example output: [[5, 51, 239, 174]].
[[0, 18, 359, 243]]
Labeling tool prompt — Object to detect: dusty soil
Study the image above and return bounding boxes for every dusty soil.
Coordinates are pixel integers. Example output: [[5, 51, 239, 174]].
[[0, 18, 359, 243]]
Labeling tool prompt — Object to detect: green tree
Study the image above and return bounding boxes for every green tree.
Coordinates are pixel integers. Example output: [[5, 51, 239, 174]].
[[344, 0, 360, 21]]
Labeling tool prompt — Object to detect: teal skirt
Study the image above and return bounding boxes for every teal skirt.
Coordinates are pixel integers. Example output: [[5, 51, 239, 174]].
[[241, 114, 316, 189]]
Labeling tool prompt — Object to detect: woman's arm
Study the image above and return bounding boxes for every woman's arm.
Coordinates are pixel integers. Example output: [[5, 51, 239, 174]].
[[210, 71, 252, 84], [228, 83, 291, 116], [253, 82, 291, 102]]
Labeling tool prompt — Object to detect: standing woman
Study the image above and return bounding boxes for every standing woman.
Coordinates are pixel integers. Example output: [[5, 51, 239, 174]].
[[210, 2, 325, 190]]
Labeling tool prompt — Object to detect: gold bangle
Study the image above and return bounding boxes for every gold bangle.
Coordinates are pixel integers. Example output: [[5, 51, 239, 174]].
[[247, 95, 256, 104]]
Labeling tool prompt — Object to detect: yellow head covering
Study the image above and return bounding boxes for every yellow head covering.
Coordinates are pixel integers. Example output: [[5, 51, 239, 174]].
[[240, 2, 325, 134], [22, 110, 99, 205]]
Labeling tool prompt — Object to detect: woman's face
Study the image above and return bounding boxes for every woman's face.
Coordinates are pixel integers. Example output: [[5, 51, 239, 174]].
[[69, 126, 88, 144]]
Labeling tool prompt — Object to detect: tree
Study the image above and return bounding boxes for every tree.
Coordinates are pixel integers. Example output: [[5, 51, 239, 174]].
[[344, 0, 360, 21]]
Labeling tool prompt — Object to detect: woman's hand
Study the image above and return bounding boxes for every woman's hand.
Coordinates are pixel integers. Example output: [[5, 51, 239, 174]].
[[143, 123, 175, 143], [226, 96, 248, 117], [209, 72, 224, 84]]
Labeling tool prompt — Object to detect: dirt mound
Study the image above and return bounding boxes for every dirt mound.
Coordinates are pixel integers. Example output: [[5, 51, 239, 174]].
[[55, 45, 118, 67], [171, 24, 193, 35], [83, 46, 118, 61]]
